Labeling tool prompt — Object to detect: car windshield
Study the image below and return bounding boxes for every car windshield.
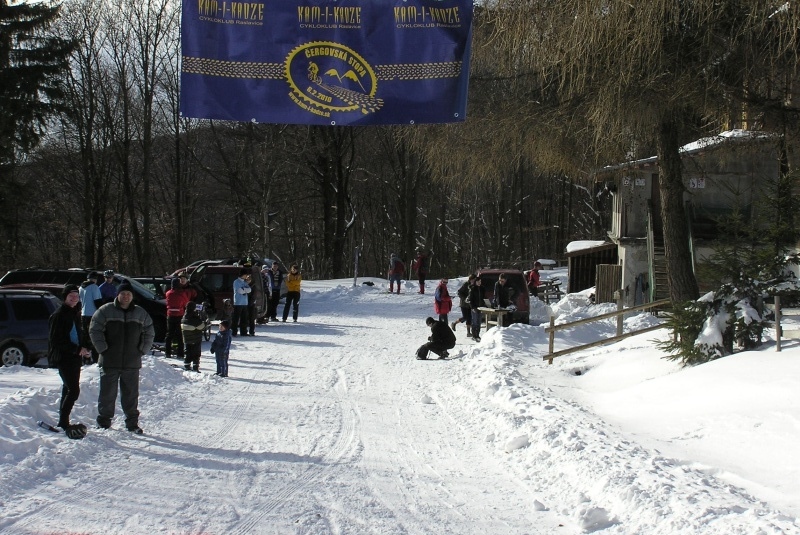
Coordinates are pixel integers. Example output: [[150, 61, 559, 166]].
[[119, 276, 158, 300]]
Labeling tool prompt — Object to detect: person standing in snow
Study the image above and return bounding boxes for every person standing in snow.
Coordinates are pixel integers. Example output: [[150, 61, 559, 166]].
[[210, 320, 232, 377], [468, 276, 485, 342], [387, 253, 405, 294], [79, 271, 103, 363], [49, 284, 92, 438], [527, 261, 542, 297], [246, 273, 257, 335], [181, 301, 206, 372], [451, 274, 475, 337], [493, 273, 511, 327], [265, 261, 284, 322], [98, 269, 118, 304], [164, 276, 193, 360], [232, 269, 251, 336], [282, 264, 302, 322], [416, 316, 456, 360], [89, 281, 155, 434], [434, 278, 453, 323], [411, 249, 429, 294]]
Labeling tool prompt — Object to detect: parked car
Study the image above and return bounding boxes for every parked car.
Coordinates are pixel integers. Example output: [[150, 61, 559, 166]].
[[187, 261, 268, 321], [476, 268, 530, 324], [0, 289, 61, 366], [133, 276, 174, 299], [0, 269, 167, 343]]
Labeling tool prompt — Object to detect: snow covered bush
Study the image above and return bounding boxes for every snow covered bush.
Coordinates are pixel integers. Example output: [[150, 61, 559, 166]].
[[659, 253, 800, 366]]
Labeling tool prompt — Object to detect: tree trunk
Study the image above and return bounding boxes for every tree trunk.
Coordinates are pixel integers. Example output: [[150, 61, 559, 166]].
[[657, 117, 699, 303]]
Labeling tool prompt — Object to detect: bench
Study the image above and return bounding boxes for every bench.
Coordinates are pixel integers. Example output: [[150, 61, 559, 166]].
[[536, 279, 564, 304], [477, 306, 512, 330]]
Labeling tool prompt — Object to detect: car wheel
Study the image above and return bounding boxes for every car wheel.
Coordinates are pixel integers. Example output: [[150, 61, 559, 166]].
[[1, 344, 27, 367]]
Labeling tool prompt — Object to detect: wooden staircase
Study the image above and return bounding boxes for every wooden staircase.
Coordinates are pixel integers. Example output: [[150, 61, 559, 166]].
[[651, 237, 670, 302]]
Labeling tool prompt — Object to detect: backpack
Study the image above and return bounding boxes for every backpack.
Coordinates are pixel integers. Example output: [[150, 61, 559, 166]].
[[457, 282, 470, 300]]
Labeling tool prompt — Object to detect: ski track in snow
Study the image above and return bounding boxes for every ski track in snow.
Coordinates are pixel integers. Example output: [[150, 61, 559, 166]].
[[0, 279, 798, 534]]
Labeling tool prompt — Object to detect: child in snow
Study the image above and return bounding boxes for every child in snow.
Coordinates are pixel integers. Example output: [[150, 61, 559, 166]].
[[210, 320, 232, 377]]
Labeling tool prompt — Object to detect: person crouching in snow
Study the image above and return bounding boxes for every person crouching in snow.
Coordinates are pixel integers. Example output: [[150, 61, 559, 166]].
[[210, 320, 232, 377], [416, 316, 456, 360], [181, 302, 206, 372]]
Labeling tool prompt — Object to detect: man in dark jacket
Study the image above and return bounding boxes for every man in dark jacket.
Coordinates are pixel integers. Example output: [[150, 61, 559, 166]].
[[493, 273, 511, 327], [468, 277, 485, 342], [416, 316, 457, 360], [89, 281, 155, 434], [49, 284, 91, 438], [181, 302, 206, 372]]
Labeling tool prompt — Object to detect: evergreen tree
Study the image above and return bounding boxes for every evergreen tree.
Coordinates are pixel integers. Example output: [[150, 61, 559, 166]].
[[0, 0, 75, 264]]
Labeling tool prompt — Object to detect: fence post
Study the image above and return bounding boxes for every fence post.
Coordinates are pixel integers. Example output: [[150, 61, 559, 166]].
[[776, 295, 782, 352], [615, 290, 623, 336], [353, 247, 360, 288], [548, 315, 555, 364]]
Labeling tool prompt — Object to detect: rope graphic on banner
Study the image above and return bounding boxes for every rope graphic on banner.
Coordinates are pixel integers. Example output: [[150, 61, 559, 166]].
[[182, 56, 463, 81]]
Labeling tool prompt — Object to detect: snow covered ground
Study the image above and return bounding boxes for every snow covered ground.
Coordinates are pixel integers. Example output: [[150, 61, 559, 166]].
[[0, 273, 798, 534]]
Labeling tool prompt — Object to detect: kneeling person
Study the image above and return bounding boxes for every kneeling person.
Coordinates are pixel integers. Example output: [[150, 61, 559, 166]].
[[416, 316, 456, 360]]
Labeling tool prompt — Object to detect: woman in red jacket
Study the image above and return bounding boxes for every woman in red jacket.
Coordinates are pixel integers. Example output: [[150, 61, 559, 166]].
[[433, 278, 453, 324]]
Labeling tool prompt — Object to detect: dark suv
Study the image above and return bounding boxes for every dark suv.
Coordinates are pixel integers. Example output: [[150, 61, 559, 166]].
[[476, 268, 530, 324], [0, 268, 167, 342], [186, 261, 268, 321], [0, 289, 61, 366]]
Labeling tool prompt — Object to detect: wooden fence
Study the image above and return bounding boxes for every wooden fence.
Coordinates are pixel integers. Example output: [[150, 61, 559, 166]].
[[766, 295, 800, 352], [544, 297, 671, 364]]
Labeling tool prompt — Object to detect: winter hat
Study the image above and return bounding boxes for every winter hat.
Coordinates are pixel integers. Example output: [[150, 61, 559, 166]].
[[171, 278, 180, 290], [62, 284, 80, 299], [117, 281, 134, 294], [425, 316, 435, 325], [220, 320, 231, 329]]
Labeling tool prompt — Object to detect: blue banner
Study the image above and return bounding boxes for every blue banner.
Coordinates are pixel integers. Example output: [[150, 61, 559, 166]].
[[180, 0, 473, 125]]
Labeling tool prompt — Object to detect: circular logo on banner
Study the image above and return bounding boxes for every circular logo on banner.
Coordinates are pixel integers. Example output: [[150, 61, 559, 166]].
[[284, 41, 383, 119]]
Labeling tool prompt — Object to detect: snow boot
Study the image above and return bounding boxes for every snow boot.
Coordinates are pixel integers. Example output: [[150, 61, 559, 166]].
[[64, 423, 88, 440]]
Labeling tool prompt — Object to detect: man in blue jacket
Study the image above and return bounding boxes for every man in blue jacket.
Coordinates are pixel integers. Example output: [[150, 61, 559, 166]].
[[232, 269, 252, 336], [79, 271, 103, 363]]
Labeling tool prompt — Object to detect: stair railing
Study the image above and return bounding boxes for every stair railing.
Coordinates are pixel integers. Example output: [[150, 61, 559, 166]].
[[647, 201, 656, 302]]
